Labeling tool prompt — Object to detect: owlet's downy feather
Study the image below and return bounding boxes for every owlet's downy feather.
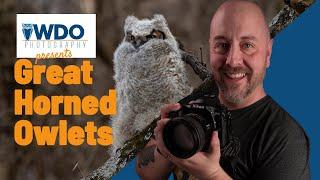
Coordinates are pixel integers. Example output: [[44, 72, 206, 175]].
[[111, 14, 193, 152]]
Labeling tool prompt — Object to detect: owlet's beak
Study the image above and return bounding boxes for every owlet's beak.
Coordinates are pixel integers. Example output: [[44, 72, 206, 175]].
[[134, 36, 148, 49]]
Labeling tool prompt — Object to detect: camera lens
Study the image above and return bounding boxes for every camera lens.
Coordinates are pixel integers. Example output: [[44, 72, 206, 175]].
[[163, 114, 206, 159], [172, 124, 194, 151]]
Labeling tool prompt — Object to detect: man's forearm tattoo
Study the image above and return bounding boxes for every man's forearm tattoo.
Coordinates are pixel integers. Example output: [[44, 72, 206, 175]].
[[138, 145, 156, 168]]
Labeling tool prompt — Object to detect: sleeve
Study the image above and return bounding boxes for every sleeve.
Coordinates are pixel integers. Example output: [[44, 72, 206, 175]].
[[251, 116, 310, 180]]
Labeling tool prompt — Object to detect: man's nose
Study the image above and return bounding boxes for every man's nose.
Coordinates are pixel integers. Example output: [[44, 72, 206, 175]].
[[226, 45, 243, 67]]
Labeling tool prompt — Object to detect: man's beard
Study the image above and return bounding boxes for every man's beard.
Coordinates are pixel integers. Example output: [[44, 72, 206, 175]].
[[214, 66, 265, 104]]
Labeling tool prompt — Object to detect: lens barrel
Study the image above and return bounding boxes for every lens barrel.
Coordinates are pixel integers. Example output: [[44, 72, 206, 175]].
[[163, 114, 207, 159]]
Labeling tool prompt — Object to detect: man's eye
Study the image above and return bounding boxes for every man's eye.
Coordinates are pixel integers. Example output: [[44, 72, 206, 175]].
[[214, 42, 229, 54], [242, 42, 254, 49], [217, 42, 228, 48], [241, 42, 256, 55]]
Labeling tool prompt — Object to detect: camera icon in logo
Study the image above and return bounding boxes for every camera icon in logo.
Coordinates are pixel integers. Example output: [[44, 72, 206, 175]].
[[22, 24, 33, 40]]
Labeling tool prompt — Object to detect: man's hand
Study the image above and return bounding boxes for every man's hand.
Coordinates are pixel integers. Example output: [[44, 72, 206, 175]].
[[154, 103, 232, 180], [136, 132, 174, 179]]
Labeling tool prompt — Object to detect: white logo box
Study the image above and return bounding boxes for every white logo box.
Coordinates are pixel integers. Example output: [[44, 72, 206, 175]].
[[16, 14, 96, 58]]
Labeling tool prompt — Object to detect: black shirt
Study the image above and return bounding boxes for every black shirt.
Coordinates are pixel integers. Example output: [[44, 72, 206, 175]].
[[226, 95, 310, 180]]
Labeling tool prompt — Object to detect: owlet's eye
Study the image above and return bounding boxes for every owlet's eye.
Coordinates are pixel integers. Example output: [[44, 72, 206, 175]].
[[146, 29, 166, 40]]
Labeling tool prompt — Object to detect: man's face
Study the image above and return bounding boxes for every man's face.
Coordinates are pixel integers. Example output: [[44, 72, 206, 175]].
[[209, 3, 272, 105]]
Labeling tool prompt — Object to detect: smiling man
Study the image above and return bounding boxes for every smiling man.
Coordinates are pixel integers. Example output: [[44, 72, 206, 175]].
[[136, 1, 310, 180], [210, 0, 272, 110]]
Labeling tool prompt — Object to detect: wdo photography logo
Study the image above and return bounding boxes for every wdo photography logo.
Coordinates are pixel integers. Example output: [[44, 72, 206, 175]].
[[22, 24, 33, 40], [16, 14, 96, 59]]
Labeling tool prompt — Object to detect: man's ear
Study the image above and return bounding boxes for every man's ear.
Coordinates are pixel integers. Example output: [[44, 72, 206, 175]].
[[266, 38, 273, 68]]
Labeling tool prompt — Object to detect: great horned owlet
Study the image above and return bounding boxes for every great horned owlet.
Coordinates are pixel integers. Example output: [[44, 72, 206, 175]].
[[111, 14, 192, 152]]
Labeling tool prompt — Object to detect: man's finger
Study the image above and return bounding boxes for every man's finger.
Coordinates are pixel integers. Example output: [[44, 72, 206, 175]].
[[160, 103, 181, 118], [207, 131, 221, 158], [158, 118, 170, 130], [155, 118, 170, 141], [156, 126, 171, 157]]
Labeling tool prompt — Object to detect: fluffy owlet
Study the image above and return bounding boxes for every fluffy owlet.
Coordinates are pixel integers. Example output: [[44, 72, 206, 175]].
[[111, 14, 193, 152]]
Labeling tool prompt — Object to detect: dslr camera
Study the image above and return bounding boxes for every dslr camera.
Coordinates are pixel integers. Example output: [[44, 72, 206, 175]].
[[162, 95, 227, 159]]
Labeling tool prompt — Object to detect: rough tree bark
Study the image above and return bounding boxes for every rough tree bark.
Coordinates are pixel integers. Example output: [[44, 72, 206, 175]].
[[86, 1, 315, 179]]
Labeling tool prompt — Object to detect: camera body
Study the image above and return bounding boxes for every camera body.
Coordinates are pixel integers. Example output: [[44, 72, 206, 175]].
[[163, 95, 225, 159]]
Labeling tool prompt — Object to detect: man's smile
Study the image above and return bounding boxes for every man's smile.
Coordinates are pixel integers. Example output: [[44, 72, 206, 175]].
[[221, 70, 249, 85], [224, 72, 247, 79]]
